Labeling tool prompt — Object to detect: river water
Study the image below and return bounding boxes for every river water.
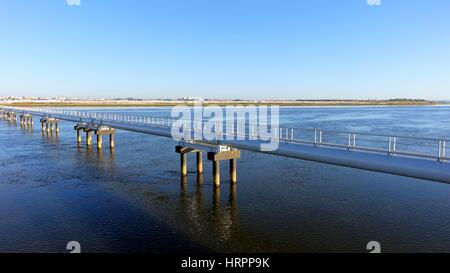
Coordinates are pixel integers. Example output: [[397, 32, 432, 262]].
[[1, 106, 450, 253]]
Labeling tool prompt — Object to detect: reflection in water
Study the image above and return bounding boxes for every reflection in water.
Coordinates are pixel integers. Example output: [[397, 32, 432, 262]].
[[20, 124, 34, 134], [38, 127, 59, 144], [75, 143, 117, 175], [97, 149, 103, 160], [71, 134, 241, 251], [212, 185, 237, 243], [230, 184, 237, 221], [109, 148, 115, 160], [3, 106, 450, 252], [96, 148, 115, 168], [177, 174, 239, 248], [42, 131, 59, 144], [181, 175, 187, 186], [197, 174, 203, 185]]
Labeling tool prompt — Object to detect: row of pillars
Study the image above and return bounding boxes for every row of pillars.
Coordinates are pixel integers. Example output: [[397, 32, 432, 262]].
[[40, 117, 59, 134], [1, 110, 244, 190], [1, 111, 18, 122], [75, 123, 115, 149], [19, 114, 34, 126], [0, 112, 116, 150], [1, 112, 116, 150], [176, 145, 240, 187], [1, 112, 48, 130]]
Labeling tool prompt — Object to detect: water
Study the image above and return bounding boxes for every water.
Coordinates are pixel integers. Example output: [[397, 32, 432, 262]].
[[1, 106, 450, 253]]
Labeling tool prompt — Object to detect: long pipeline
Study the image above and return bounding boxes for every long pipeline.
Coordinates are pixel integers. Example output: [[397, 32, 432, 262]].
[[4, 108, 450, 185]]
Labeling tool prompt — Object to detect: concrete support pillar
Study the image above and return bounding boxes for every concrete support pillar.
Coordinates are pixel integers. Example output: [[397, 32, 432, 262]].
[[86, 131, 92, 146], [97, 134, 102, 149], [230, 158, 237, 183], [181, 153, 187, 177], [196, 151, 203, 174], [213, 160, 220, 187], [109, 134, 115, 149], [76, 129, 82, 143]]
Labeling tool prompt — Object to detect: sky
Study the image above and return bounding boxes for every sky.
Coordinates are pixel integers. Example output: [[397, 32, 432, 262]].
[[0, 0, 449, 100]]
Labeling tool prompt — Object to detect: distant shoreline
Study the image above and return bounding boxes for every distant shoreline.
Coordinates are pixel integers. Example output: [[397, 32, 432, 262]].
[[0, 99, 441, 107]]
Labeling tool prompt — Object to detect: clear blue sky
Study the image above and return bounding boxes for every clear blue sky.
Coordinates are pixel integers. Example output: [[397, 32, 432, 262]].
[[1, 0, 449, 100]]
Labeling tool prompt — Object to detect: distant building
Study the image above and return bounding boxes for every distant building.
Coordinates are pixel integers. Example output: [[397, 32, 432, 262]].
[[181, 97, 205, 102]]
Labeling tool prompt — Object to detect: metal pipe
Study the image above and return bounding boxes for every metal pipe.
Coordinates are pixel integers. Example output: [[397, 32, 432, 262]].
[[5, 106, 450, 185]]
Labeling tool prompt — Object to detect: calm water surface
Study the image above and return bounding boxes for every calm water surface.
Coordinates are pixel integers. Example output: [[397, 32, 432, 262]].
[[1, 106, 450, 252]]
